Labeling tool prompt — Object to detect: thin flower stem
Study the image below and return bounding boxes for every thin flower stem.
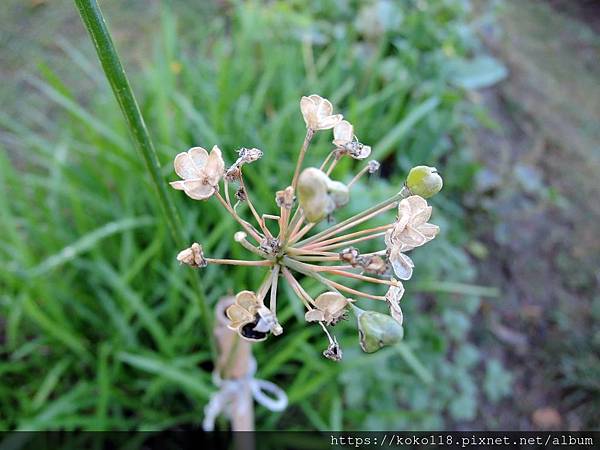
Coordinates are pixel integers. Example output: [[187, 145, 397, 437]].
[[308, 231, 387, 252], [288, 222, 314, 244], [269, 264, 280, 314], [286, 247, 338, 257], [323, 269, 399, 287], [347, 164, 371, 188], [291, 129, 314, 191], [283, 256, 384, 300], [215, 191, 263, 243], [303, 224, 392, 249], [205, 258, 274, 267], [319, 150, 335, 171], [224, 179, 232, 207], [235, 234, 272, 259], [325, 155, 340, 176], [319, 322, 335, 344], [257, 270, 274, 301], [281, 267, 313, 310], [239, 172, 273, 239], [296, 190, 406, 247], [303, 203, 395, 249], [287, 260, 355, 273], [287, 211, 304, 237], [292, 255, 341, 262], [278, 206, 289, 241]]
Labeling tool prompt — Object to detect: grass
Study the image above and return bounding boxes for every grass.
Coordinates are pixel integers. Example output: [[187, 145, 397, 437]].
[[0, 0, 495, 430]]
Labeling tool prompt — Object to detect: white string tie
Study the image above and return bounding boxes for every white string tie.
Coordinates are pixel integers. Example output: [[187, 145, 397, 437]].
[[202, 357, 288, 431]]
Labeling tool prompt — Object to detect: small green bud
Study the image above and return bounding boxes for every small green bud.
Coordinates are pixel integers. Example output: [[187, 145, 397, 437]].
[[406, 166, 443, 198], [357, 310, 404, 353]]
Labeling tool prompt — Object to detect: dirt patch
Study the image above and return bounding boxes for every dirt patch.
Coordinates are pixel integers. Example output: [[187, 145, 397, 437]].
[[544, 0, 600, 34], [467, 0, 600, 430]]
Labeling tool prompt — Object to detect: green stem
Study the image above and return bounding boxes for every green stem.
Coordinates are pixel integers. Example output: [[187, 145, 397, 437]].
[[73, 0, 215, 360]]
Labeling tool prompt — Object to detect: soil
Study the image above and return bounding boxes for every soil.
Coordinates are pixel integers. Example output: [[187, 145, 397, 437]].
[[467, 0, 600, 430]]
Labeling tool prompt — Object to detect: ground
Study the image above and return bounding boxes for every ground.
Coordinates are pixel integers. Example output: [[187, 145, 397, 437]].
[[467, 0, 600, 430]]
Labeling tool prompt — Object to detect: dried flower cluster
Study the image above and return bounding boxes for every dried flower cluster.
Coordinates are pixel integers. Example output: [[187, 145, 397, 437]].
[[171, 94, 443, 361]]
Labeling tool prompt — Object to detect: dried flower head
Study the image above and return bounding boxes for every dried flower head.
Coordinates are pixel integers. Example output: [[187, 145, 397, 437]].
[[225, 147, 263, 181], [275, 187, 295, 209], [170, 146, 225, 200], [332, 120, 371, 160], [226, 290, 281, 342], [323, 335, 343, 362], [385, 282, 405, 325], [171, 93, 443, 360], [304, 292, 351, 326], [300, 95, 343, 130], [385, 195, 439, 266], [176, 243, 207, 268]]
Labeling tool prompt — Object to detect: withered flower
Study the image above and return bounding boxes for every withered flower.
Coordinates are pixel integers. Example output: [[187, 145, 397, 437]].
[[170, 146, 225, 200], [300, 95, 343, 131]]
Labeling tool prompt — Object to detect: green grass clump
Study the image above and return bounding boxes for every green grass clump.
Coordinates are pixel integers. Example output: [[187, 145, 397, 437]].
[[0, 0, 504, 430]]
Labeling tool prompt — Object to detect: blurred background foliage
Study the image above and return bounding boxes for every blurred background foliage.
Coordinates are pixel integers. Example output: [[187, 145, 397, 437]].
[[0, 0, 598, 431]]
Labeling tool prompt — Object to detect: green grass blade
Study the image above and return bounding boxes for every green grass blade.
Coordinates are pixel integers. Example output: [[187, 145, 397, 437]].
[[72, 0, 215, 358]]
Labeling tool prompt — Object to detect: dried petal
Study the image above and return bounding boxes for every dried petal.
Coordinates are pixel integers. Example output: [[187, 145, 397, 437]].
[[387, 195, 438, 251], [389, 247, 414, 280], [385, 282, 405, 325], [275, 186, 295, 209], [176, 242, 207, 268], [182, 180, 216, 201], [170, 145, 224, 200], [225, 290, 277, 342], [323, 336, 343, 362], [333, 120, 353, 146], [305, 292, 350, 326], [300, 94, 343, 130]]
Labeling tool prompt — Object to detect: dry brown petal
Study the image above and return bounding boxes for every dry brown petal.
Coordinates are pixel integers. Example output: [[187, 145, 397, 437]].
[[339, 247, 360, 265], [323, 336, 343, 362], [176, 242, 207, 268], [300, 94, 343, 130], [385, 282, 405, 325], [275, 186, 295, 209], [358, 255, 388, 275]]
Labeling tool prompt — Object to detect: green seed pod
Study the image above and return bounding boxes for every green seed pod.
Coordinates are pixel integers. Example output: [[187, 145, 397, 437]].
[[406, 166, 443, 198], [357, 310, 404, 353]]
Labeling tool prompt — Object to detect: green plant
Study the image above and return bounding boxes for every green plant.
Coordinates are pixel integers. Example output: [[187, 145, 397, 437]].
[[0, 0, 501, 430]]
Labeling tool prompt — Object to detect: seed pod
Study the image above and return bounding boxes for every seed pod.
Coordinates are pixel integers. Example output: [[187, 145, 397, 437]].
[[297, 167, 349, 223], [327, 180, 349, 209], [357, 310, 404, 353], [406, 166, 443, 198]]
